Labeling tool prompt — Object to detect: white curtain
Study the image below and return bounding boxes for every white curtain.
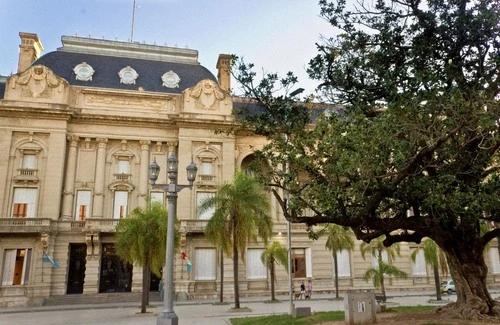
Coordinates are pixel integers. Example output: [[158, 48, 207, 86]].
[[200, 162, 213, 175], [13, 187, 38, 218], [246, 248, 267, 279], [150, 192, 164, 205], [22, 154, 37, 169], [489, 248, 500, 274], [372, 250, 389, 268], [2, 249, 17, 285], [117, 160, 130, 174], [306, 248, 312, 278], [197, 192, 215, 220], [113, 191, 128, 218], [194, 248, 216, 280], [411, 249, 427, 276], [75, 190, 92, 220], [335, 249, 351, 277]]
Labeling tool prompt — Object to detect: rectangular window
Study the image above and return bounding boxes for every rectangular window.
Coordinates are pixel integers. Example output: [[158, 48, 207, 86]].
[[292, 248, 306, 278], [372, 251, 389, 269], [117, 160, 130, 174], [12, 188, 37, 218], [411, 249, 427, 276], [113, 191, 128, 219], [247, 248, 267, 279], [197, 192, 215, 220], [75, 190, 92, 221], [489, 247, 500, 274], [22, 154, 37, 169], [334, 249, 351, 277], [2, 249, 32, 286], [200, 162, 213, 176], [150, 192, 164, 205], [194, 248, 216, 280]]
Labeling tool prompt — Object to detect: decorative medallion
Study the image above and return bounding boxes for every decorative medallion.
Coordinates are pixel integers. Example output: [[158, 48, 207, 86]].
[[73, 62, 95, 81], [161, 70, 181, 88], [118, 66, 138, 84]]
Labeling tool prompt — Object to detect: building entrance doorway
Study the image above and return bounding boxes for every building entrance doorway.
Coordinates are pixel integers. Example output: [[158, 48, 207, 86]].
[[67, 244, 87, 294], [99, 244, 132, 293]]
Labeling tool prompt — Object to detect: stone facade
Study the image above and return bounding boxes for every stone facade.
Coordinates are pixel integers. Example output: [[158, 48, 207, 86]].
[[1, 32, 500, 307]]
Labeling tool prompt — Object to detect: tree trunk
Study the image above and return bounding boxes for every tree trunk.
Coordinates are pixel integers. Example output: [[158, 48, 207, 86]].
[[438, 242, 500, 319], [380, 273, 386, 302], [141, 260, 150, 313], [219, 250, 224, 303], [233, 218, 240, 309], [333, 252, 339, 299], [270, 258, 276, 301], [433, 263, 442, 301]]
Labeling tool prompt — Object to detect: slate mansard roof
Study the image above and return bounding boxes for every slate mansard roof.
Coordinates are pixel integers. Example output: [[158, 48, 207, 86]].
[[32, 36, 217, 94]]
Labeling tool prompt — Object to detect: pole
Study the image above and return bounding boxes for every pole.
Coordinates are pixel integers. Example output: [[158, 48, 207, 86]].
[[287, 218, 294, 315], [157, 187, 178, 325], [130, 0, 136, 42]]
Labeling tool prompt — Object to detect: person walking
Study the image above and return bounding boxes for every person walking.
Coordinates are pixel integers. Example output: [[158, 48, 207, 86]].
[[300, 282, 306, 299], [306, 279, 313, 299]]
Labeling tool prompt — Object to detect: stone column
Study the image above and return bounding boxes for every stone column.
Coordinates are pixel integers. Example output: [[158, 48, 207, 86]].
[[138, 140, 151, 208], [83, 233, 101, 294], [61, 135, 79, 220], [92, 138, 108, 218]]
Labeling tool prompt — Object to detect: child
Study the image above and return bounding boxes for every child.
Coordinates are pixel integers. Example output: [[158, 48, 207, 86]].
[[306, 279, 313, 299]]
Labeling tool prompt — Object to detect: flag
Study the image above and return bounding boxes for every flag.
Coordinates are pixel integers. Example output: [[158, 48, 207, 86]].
[[43, 251, 59, 269], [181, 251, 187, 260], [186, 258, 192, 273]]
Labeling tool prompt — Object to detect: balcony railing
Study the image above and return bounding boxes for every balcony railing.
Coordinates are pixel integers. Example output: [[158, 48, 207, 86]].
[[180, 219, 209, 233], [114, 173, 131, 181], [13, 168, 39, 183], [0, 218, 51, 233], [85, 218, 120, 232]]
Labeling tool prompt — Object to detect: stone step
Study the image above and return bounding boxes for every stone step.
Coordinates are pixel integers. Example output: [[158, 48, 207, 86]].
[[43, 291, 161, 306]]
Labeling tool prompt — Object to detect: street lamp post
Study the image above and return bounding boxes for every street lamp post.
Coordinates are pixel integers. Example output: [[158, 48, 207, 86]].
[[149, 153, 197, 325]]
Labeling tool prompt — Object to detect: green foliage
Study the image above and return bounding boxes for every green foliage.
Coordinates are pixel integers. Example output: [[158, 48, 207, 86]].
[[232, 0, 500, 261], [199, 171, 273, 259], [230, 310, 344, 325], [261, 241, 288, 270], [115, 199, 169, 276]]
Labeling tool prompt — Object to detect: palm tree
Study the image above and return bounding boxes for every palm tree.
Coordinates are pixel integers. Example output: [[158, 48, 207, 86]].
[[411, 238, 446, 300], [261, 241, 288, 301], [360, 236, 407, 302], [317, 224, 355, 298], [198, 171, 273, 309], [115, 199, 168, 313]]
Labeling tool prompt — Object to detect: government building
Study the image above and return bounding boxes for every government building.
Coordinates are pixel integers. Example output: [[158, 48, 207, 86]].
[[1, 32, 499, 307]]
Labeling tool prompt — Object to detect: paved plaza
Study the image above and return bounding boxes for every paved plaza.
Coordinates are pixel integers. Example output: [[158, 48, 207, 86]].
[[0, 290, 468, 325]]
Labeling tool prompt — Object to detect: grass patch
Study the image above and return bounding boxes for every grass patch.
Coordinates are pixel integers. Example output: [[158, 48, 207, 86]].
[[230, 311, 344, 325], [230, 306, 436, 325], [385, 305, 435, 313]]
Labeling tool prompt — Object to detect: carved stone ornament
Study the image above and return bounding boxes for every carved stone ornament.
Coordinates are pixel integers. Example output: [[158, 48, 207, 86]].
[[118, 66, 138, 84], [189, 79, 226, 110], [161, 70, 180, 88], [11, 65, 64, 98], [73, 62, 95, 81]]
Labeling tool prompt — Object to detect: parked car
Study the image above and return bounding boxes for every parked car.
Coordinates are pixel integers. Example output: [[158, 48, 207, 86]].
[[441, 280, 455, 294]]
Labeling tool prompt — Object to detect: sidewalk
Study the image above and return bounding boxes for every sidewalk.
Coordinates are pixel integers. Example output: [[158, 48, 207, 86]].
[[0, 290, 471, 325]]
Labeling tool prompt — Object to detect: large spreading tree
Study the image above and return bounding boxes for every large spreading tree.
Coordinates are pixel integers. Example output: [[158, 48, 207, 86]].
[[232, 0, 500, 320]]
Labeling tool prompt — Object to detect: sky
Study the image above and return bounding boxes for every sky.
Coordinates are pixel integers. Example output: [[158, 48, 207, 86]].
[[0, 0, 333, 95]]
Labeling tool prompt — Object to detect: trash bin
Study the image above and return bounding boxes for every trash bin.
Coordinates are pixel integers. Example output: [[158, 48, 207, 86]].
[[344, 290, 377, 325]]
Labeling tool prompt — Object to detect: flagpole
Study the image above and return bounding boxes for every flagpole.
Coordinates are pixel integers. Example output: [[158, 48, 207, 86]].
[[130, 0, 136, 42]]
